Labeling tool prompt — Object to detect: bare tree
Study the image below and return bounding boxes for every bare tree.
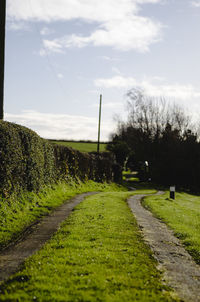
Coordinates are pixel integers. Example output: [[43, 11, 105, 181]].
[[126, 88, 191, 137]]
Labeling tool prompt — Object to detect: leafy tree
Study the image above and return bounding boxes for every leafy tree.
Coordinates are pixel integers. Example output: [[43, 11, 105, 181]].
[[108, 88, 200, 191]]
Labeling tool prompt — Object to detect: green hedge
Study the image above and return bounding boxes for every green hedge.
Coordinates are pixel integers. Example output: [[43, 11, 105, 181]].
[[0, 121, 117, 197]]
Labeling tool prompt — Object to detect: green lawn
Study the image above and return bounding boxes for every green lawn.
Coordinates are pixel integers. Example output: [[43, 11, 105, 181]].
[[0, 191, 177, 302], [0, 181, 122, 250], [144, 191, 200, 264], [50, 140, 107, 153]]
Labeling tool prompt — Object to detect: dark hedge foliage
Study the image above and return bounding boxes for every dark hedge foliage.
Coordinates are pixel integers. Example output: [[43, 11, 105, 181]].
[[0, 121, 56, 197], [0, 121, 117, 197]]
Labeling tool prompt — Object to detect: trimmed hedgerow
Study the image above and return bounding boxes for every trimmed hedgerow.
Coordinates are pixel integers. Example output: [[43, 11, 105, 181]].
[[0, 121, 55, 197], [0, 121, 117, 197], [53, 146, 115, 183]]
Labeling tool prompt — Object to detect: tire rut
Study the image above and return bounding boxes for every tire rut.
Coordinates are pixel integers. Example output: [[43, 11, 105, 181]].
[[0, 192, 97, 283], [127, 193, 200, 302]]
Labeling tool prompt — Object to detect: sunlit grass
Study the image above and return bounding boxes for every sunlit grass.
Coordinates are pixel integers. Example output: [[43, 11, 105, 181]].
[[0, 192, 177, 302], [0, 180, 123, 249], [144, 192, 200, 264], [122, 171, 140, 182], [50, 141, 107, 153]]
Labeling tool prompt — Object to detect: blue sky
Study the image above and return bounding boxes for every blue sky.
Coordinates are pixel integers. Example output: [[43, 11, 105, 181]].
[[4, 0, 200, 140]]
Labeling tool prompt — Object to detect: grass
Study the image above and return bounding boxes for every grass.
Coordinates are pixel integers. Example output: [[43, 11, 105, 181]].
[[0, 180, 123, 250], [122, 171, 140, 183], [143, 191, 200, 264], [123, 176, 140, 182], [50, 140, 107, 153], [0, 191, 178, 302]]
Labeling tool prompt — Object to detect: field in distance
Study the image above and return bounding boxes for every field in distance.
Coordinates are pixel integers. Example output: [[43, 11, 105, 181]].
[[49, 140, 107, 153]]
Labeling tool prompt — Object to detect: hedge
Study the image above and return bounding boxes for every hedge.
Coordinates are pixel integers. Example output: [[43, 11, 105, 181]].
[[0, 121, 119, 197]]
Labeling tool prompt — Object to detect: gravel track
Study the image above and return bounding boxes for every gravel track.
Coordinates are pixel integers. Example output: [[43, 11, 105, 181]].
[[127, 193, 200, 302]]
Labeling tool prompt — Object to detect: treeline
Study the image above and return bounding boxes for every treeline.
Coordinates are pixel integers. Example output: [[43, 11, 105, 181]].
[[107, 89, 200, 192], [0, 121, 118, 198]]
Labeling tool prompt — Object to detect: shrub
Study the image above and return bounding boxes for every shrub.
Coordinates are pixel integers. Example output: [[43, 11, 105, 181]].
[[0, 121, 118, 197]]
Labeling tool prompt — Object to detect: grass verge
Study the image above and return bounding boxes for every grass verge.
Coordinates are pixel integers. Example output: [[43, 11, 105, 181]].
[[0, 180, 123, 250], [143, 191, 200, 264], [0, 191, 178, 301]]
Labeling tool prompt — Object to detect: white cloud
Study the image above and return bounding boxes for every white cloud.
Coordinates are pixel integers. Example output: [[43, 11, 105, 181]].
[[94, 75, 200, 100], [89, 89, 101, 94], [5, 111, 114, 141], [7, 0, 163, 52], [99, 56, 119, 62], [7, 21, 30, 31], [40, 27, 54, 36], [39, 49, 46, 57], [112, 67, 122, 75], [191, 1, 200, 7], [57, 73, 64, 79], [95, 76, 138, 88], [7, 0, 161, 22], [142, 81, 200, 99], [42, 16, 161, 52], [43, 39, 64, 54]]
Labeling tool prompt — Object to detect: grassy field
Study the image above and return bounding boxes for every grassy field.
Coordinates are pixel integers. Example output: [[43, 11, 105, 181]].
[[0, 191, 178, 302], [0, 181, 122, 250], [144, 191, 200, 264], [50, 140, 107, 153]]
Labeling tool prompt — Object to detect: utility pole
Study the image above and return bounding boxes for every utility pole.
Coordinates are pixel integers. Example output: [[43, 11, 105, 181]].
[[0, 0, 6, 120], [97, 94, 102, 153]]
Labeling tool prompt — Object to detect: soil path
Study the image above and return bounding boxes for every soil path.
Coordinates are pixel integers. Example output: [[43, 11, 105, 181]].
[[127, 193, 200, 302], [0, 192, 97, 283]]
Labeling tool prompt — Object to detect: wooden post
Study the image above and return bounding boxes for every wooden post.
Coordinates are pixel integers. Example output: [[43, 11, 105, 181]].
[[97, 94, 102, 153], [0, 0, 6, 120]]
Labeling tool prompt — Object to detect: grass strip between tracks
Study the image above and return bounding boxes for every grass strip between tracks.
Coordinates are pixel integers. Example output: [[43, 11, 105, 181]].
[[144, 191, 200, 264], [0, 191, 178, 302]]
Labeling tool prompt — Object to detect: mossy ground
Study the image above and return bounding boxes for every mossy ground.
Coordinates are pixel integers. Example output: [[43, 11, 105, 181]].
[[0, 191, 178, 302]]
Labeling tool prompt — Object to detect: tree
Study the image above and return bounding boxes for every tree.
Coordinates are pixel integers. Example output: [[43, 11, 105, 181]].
[[107, 88, 200, 191], [107, 138, 130, 167]]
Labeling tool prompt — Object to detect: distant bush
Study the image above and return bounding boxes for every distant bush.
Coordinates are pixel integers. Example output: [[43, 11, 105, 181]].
[[0, 121, 118, 197]]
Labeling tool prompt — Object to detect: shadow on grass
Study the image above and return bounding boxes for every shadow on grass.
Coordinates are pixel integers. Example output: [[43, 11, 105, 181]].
[[122, 171, 163, 192]]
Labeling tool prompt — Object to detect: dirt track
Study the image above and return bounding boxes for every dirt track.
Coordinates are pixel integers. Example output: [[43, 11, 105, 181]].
[[127, 193, 200, 302], [0, 192, 97, 283]]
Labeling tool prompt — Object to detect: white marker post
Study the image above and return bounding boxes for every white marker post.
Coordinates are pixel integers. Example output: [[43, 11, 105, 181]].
[[170, 186, 175, 200]]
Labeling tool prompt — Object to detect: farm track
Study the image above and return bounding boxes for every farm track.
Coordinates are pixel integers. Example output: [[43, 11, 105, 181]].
[[1, 190, 200, 302], [0, 192, 97, 283], [128, 193, 200, 302]]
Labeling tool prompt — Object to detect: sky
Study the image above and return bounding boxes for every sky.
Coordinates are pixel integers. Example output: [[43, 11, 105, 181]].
[[4, 0, 200, 141]]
